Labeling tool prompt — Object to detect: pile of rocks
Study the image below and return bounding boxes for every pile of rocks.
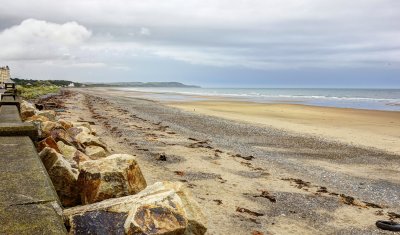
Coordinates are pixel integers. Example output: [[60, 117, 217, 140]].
[[21, 100, 207, 234]]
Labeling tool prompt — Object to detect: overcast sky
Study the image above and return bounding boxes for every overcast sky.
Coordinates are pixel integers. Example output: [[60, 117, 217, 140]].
[[0, 0, 399, 87]]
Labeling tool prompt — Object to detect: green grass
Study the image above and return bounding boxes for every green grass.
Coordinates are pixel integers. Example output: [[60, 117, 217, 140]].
[[16, 85, 60, 100]]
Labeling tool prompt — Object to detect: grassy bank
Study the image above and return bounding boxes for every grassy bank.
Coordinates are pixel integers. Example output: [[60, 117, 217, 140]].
[[17, 85, 60, 100]]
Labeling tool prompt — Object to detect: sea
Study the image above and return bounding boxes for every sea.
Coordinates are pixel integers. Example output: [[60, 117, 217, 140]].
[[116, 87, 400, 111]]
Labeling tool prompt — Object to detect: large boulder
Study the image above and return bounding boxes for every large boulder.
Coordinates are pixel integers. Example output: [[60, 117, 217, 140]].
[[67, 126, 91, 138], [25, 115, 49, 138], [63, 182, 207, 235], [20, 100, 37, 120], [25, 115, 49, 123], [161, 182, 207, 235], [57, 141, 91, 165], [36, 110, 56, 121], [85, 145, 107, 159], [37, 136, 60, 153], [68, 126, 107, 149], [51, 128, 85, 152], [41, 121, 63, 138], [51, 128, 74, 144], [71, 122, 93, 133], [39, 147, 80, 207], [77, 154, 147, 204], [58, 119, 74, 130]]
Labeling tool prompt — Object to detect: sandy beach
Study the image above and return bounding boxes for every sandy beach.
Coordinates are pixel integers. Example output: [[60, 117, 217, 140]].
[[169, 100, 400, 154], [59, 88, 400, 234]]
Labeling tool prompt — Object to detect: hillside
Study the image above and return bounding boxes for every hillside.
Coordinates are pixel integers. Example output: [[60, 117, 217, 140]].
[[86, 82, 200, 88], [11, 78, 199, 88]]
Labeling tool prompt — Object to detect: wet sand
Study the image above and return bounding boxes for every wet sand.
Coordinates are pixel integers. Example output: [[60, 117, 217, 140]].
[[61, 88, 400, 234], [169, 101, 400, 154]]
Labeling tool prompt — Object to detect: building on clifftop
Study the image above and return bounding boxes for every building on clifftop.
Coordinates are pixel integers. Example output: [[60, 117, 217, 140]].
[[0, 66, 10, 86]]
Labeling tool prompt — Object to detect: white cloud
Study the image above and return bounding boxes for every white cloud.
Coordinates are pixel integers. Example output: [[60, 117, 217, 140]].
[[0, 19, 91, 60]]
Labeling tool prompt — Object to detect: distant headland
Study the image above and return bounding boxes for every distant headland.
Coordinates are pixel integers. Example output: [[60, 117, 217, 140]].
[[10, 78, 200, 88], [85, 81, 200, 88]]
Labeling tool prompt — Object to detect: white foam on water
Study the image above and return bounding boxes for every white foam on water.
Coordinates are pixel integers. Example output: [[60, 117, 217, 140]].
[[116, 87, 400, 111]]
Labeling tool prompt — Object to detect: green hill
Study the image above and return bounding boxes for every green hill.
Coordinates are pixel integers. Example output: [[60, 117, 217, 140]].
[[86, 82, 200, 88]]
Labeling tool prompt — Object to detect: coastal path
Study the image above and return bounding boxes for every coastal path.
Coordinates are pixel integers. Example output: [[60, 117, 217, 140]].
[[0, 95, 66, 234]]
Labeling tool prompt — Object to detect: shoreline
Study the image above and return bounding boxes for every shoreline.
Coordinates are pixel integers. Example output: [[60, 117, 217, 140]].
[[103, 88, 400, 155], [166, 100, 400, 154], [110, 87, 400, 112], [81, 88, 400, 153]]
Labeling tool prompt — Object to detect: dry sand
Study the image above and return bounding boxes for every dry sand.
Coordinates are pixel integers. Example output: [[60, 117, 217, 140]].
[[57, 88, 400, 235], [169, 100, 400, 154]]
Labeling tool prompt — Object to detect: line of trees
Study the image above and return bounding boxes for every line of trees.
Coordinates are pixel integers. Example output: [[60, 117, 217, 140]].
[[11, 78, 84, 87]]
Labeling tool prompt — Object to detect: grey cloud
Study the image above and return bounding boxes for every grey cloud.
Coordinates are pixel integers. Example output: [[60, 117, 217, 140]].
[[0, 0, 399, 82]]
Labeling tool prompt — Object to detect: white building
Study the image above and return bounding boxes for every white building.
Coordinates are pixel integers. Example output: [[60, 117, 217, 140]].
[[0, 66, 10, 85]]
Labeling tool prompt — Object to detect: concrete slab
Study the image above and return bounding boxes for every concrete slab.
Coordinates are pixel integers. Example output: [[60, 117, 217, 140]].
[[0, 101, 20, 110], [0, 202, 66, 235], [1, 95, 16, 102], [0, 123, 37, 140], [0, 136, 66, 234], [1, 96, 19, 102], [0, 105, 21, 123]]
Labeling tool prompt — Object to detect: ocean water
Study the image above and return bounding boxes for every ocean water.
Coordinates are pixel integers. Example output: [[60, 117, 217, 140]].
[[117, 87, 400, 111]]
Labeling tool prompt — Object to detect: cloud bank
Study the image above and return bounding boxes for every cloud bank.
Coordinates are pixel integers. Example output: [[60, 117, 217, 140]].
[[0, 0, 399, 85]]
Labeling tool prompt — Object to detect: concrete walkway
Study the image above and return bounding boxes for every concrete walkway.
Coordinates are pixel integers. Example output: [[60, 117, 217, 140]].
[[0, 96, 66, 234]]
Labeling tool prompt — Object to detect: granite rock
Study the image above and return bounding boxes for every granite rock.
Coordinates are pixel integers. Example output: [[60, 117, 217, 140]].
[[77, 154, 147, 204]]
